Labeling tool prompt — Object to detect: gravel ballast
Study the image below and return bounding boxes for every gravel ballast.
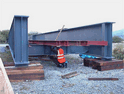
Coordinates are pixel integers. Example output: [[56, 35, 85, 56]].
[[11, 54, 124, 94]]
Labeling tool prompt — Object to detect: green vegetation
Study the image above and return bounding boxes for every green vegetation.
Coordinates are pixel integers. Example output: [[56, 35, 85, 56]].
[[112, 36, 123, 43], [0, 30, 39, 44], [0, 30, 9, 44], [28, 31, 38, 36], [28, 31, 39, 40], [0, 50, 13, 62], [112, 44, 124, 60]]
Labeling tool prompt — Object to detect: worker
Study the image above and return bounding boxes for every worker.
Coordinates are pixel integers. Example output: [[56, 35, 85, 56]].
[[51, 46, 67, 68]]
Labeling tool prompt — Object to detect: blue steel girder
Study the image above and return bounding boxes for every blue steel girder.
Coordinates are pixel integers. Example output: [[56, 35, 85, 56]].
[[8, 15, 29, 65], [28, 45, 107, 59], [8, 15, 114, 67], [29, 45, 89, 56], [31, 22, 114, 60]]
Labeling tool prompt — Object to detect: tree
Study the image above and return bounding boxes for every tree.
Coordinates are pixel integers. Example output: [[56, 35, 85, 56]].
[[112, 44, 124, 60], [0, 34, 6, 43], [28, 31, 39, 40], [112, 36, 123, 43], [0, 30, 9, 43], [28, 31, 38, 36]]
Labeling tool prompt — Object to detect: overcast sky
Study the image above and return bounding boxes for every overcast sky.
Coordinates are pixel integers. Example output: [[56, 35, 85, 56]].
[[0, 0, 124, 33]]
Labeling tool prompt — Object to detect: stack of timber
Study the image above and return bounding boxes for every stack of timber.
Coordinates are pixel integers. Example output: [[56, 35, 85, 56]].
[[3, 62, 15, 67], [4, 61, 44, 82], [84, 58, 124, 71], [84, 58, 101, 67], [0, 58, 14, 94]]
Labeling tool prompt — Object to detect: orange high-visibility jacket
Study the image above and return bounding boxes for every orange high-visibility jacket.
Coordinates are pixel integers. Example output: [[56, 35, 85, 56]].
[[57, 48, 66, 63]]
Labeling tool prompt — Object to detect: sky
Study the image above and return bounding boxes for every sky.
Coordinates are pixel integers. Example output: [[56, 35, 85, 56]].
[[0, 0, 124, 33]]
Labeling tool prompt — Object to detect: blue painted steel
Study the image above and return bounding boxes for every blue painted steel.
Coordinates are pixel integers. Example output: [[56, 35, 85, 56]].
[[8, 15, 114, 65], [8, 15, 29, 65], [29, 45, 88, 56], [79, 54, 97, 59], [28, 45, 105, 58], [31, 22, 114, 60]]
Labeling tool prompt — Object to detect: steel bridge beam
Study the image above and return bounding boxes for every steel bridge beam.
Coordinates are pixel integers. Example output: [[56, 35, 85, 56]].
[[32, 22, 114, 60], [8, 15, 114, 66], [8, 15, 29, 65]]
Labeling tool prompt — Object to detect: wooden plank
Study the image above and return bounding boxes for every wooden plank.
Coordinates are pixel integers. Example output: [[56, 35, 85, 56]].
[[87, 58, 98, 66], [29, 61, 41, 64], [84, 58, 93, 67], [97, 64, 124, 71], [93, 59, 123, 66], [88, 78, 118, 80], [84, 58, 90, 66], [5, 63, 44, 82], [8, 74, 44, 80], [92, 63, 123, 70], [5, 64, 43, 70], [8, 74, 44, 78], [10, 79, 42, 82], [0, 58, 14, 94], [3, 62, 15, 67], [55, 25, 65, 40], [6, 69, 44, 75], [3, 61, 41, 67], [9, 74, 44, 82], [84, 58, 123, 71], [99, 66, 123, 71], [61, 71, 78, 79], [7, 69, 44, 82], [84, 58, 101, 67]]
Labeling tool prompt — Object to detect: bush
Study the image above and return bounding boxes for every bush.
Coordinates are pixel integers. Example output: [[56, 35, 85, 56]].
[[112, 44, 124, 60], [112, 36, 123, 43], [0, 34, 6, 43], [28, 31, 38, 36], [0, 30, 9, 43]]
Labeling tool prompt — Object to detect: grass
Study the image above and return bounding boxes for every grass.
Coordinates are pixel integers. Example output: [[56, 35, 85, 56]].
[[112, 44, 124, 60], [0, 49, 13, 62]]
